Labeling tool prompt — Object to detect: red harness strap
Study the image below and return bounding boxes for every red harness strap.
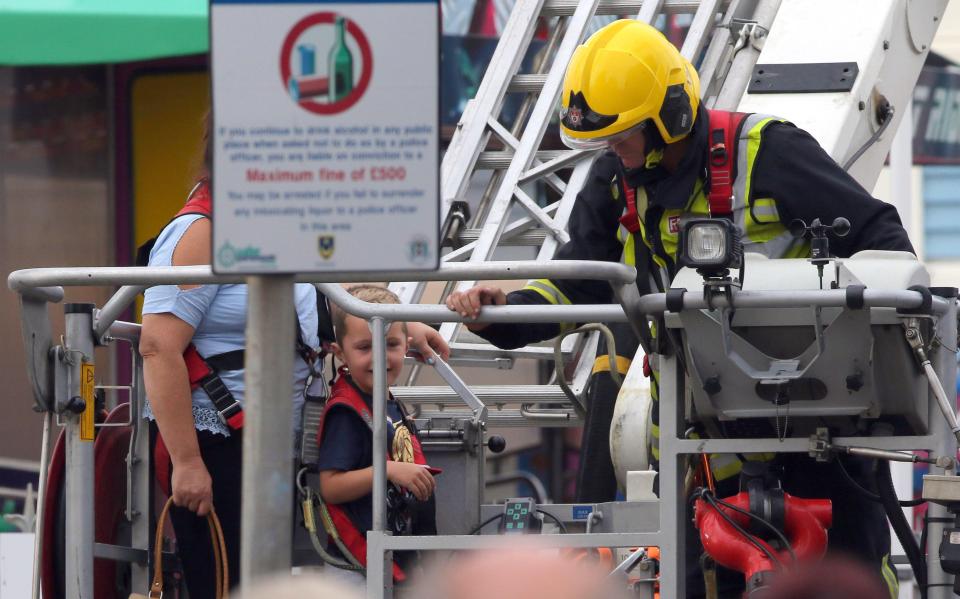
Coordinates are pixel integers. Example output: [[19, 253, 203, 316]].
[[706, 109, 749, 217], [316, 376, 429, 583], [617, 110, 751, 230], [618, 186, 641, 234], [183, 345, 245, 430], [177, 179, 212, 218]]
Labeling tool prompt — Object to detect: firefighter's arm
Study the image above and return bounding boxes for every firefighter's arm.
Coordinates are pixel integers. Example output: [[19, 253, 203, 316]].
[[755, 123, 914, 256], [319, 462, 436, 503], [446, 153, 624, 349]]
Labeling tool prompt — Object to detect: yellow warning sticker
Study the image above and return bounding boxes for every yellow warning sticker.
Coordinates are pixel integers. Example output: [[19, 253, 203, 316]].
[[80, 363, 95, 441]]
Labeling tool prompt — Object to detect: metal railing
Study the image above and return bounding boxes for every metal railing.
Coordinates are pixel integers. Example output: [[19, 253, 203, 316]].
[[11, 260, 956, 599], [8, 260, 636, 599]]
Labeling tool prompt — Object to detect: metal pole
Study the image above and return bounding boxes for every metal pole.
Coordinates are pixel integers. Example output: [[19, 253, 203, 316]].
[[371, 317, 388, 531], [926, 296, 958, 599], [888, 95, 916, 578], [369, 316, 392, 599], [656, 353, 685, 599], [129, 353, 151, 592], [64, 303, 96, 598], [31, 411, 53, 599], [241, 276, 295, 586], [712, 0, 780, 111]]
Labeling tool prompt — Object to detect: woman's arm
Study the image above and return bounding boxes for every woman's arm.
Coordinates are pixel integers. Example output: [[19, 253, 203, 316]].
[[140, 217, 215, 515]]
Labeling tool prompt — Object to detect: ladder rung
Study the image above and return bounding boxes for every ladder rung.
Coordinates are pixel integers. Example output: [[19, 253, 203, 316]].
[[509, 74, 548, 93], [477, 150, 569, 169], [449, 342, 576, 360], [415, 409, 582, 427], [542, 0, 714, 16], [393, 384, 571, 405], [457, 229, 547, 246]]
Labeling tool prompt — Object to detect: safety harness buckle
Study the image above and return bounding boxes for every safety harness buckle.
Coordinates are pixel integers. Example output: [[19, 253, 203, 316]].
[[709, 142, 727, 166], [200, 374, 245, 430]]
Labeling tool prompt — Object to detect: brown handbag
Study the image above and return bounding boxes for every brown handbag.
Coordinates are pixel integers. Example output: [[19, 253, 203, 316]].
[[130, 496, 229, 599]]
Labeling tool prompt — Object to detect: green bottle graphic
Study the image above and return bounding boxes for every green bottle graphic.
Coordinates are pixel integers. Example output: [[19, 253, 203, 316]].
[[329, 16, 354, 102]]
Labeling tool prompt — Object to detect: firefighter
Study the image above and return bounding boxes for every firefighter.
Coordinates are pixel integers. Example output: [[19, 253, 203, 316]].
[[446, 19, 909, 597]]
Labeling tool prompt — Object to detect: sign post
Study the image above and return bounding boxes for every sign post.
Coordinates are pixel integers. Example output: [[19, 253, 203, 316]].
[[211, 0, 439, 586]]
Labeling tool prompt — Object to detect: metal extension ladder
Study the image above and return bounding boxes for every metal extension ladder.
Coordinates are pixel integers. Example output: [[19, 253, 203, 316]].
[[388, 0, 773, 425]]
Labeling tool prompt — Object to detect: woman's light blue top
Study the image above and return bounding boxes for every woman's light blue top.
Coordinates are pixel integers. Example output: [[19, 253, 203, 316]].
[[142, 213, 320, 438]]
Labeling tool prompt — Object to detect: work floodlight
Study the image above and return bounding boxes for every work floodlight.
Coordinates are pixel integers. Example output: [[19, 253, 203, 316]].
[[678, 218, 743, 277]]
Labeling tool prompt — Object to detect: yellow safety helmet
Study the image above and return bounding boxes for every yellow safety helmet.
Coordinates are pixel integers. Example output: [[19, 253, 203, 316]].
[[559, 19, 700, 150]]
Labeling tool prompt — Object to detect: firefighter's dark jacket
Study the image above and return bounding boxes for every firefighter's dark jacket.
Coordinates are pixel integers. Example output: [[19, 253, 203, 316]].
[[477, 116, 915, 350]]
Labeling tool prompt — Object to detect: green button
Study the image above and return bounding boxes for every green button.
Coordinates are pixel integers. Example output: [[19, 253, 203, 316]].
[[507, 523, 514, 529], [518, 523, 524, 529]]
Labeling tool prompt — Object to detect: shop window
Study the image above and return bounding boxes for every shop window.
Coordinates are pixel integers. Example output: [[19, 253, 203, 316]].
[[924, 166, 960, 259]]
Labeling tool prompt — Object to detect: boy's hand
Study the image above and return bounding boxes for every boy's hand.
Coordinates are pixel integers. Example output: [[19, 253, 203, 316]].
[[387, 461, 437, 501], [407, 321, 450, 362], [445, 286, 506, 331]]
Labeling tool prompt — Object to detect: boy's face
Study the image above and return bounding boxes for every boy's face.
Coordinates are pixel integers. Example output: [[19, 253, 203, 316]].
[[333, 315, 408, 394]]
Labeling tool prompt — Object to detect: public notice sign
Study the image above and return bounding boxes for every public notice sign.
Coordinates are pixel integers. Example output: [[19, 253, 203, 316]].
[[210, 0, 439, 273]]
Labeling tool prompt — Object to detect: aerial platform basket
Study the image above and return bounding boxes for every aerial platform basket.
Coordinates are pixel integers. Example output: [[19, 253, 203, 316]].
[[667, 251, 938, 437]]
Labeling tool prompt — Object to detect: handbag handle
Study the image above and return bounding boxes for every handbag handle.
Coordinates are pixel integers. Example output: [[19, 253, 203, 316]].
[[148, 497, 229, 599]]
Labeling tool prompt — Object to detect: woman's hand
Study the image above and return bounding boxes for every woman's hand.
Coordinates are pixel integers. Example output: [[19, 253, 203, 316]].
[[386, 461, 437, 501], [171, 456, 214, 515], [407, 321, 450, 362]]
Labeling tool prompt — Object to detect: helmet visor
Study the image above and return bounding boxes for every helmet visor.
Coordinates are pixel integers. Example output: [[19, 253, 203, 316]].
[[560, 120, 649, 151]]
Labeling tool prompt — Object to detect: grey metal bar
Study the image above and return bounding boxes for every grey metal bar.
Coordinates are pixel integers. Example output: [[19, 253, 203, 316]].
[[93, 543, 147, 564], [636, 289, 952, 315], [428, 357, 488, 423], [392, 384, 571, 404], [20, 286, 64, 303], [712, 0, 781, 110], [8, 261, 635, 291], [106, 321, 142, 342], [927, 298, 958, 597], [636, 0, 664, 23], [320, 283, 627, 324], [64, 305, 95, 599], [95, 285, 145, 338], [680, 0, 722, 61], [542, 0, 729, 17], [372, 531, 663, 550], [129, 352, 150, 593], [371, 317, 388, 534], [31, 413, 52, 599], [240, 276, 295, 586], [674, 436, 941, 455], [519, 149, 591, 184], [924, 361, 960, 443], [657, 354, 684, 599]]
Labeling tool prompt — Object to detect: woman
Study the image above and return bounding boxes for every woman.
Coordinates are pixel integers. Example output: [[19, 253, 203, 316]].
[[139, 114, 448, 595]]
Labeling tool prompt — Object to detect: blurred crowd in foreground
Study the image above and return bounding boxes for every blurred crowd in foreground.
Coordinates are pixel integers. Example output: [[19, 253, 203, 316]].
[[232, 549, 893, 599]]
